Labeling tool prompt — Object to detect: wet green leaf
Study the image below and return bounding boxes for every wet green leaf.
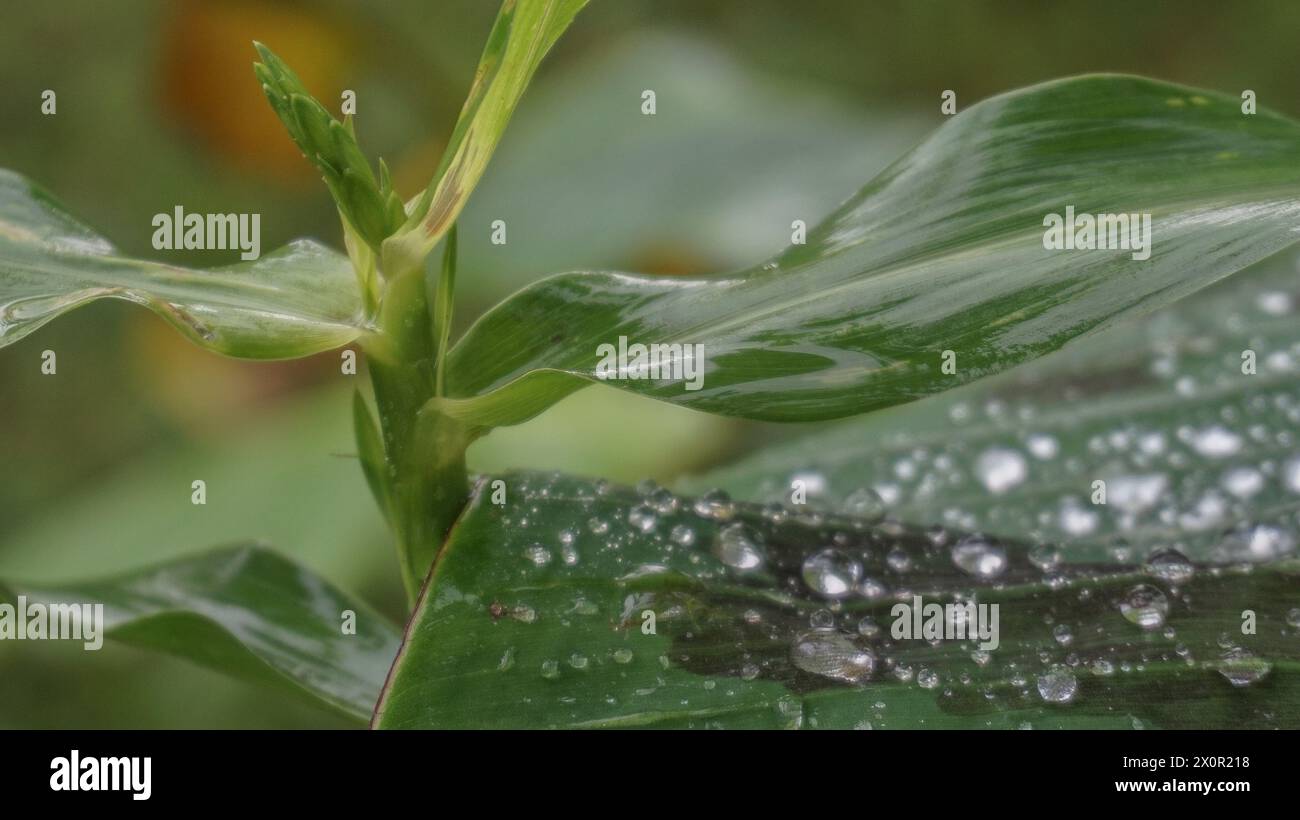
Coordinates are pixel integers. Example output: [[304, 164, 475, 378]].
[[686, 245, 1300, 563], [386, 0, 590, 270], [254, 44, 405, 253], [0, 169, 367, 359], [440, 75, 1300, 426], [0, 544, 400, 722], [373, 473, 1300, 729]]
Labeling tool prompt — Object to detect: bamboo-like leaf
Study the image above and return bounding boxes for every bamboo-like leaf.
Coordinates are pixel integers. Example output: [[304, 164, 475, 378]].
[[372, 473, 1300, 729], [0, 545, 401, 722], [685, 245, 1300, 562], [438, 75, 1300, 427], [385, 0, 590, 271], [0, 169, 367, 359]]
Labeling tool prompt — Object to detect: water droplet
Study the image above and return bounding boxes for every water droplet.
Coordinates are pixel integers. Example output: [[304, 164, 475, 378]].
[[587, 517, 609, 535], [1190, 425, 1243, 458], [670, 524, 696, 547], [693, 489, 736, 521], [951, 535, 1008, 579], [917, 668, 940, 689], [648, 487, 679, 514], [1257, 290, 1293, 315], [1219, 523, 1296, 562], [1143, 548, 1194, 584], [497, 647, 515, 672], [1026, 433, 1059, 460], [809, 609, 835, 629], [612, 648, 634, 664], [857, 616, 881, 639], [568, 652, 589, 670], [885, 548, 911, 573], [975, 447, 1028, 494], [1215, 647, 1272, 687], [1286, 608, 1300, 629], [1284, 456, 1300, 494], [628, 505, 658, 534], [1036, 666, 1078, 703], [841, 487, 886, 521], [523, 544, 553, 566], [1119, 584, 1169, 630], [1053, 624, 1073, 645], [714, 523, 766, 571], [540, 659, 560, 680], [1029, 542, 1062, 571], [789, 631, 874, 684], [801, 549, 863, 598], [1221, 466, 1264, 499]]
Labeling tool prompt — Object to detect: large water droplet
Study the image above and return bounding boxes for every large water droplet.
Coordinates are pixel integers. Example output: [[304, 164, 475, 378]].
[[1215, 647, 1272, 687], [1190, 425, 1243, 458], [670, 524, 697, 547], [714, 523, 766, 571], [693, 489, 736, 521], [1143, 548, 1194, 584], [627, 504, 658, 534], [975, 447, 1028, 494], [801, 549, 863, 598], [1119, 584, 1169, 630], [523, 544, 553, 567], [1036, 666, 1078, 703], [951, 535, 1008, 579], [841, 487, 886, 521], [789, 631, 874, 684]]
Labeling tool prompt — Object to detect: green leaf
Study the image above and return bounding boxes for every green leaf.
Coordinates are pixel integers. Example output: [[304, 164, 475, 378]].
[[372, 472, 1300, 729], [685, 244, 1300, 562], [254, 44, 404, 252], [439, 75, 1300, 427], [0, 544, 400, 722], [385, 0, 590, 271], [353, 388, 392, 524], [0, 169, 367, 359]]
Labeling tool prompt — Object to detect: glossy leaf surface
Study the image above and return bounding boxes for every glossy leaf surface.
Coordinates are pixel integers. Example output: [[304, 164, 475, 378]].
[[373, 473, 1300, 729], [0, 544, 400, 721], [686, 246, 1300, 562], [0, 169, 366, 359], [442, 76, 1300, 425], [388, 0, 590, 267]]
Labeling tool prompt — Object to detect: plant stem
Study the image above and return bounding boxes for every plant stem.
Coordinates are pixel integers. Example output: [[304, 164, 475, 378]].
[[365, 241, 470, 605]]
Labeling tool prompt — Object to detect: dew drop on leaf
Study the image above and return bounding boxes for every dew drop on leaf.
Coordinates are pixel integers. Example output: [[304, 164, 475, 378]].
[[951, 535, 1008, 578], [1215, 647, 1272, 687], [801, 548, 863, 598], [692, 489, 736, 521], [714, 522, 766, 571], [1143, 548, 1194, 584], [974, 446, 1028, 494], [1119, 583, 1169, 630], [841, 487, 886, 521], [789, 631, 874, 684], [1036, 666, 1078, 704]]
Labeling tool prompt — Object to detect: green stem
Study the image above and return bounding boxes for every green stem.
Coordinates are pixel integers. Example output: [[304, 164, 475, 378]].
[[364, 236, 469, 605]]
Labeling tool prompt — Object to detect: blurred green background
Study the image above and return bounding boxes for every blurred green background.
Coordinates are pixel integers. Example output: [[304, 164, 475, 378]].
[[1, 0, 1297, 727]]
